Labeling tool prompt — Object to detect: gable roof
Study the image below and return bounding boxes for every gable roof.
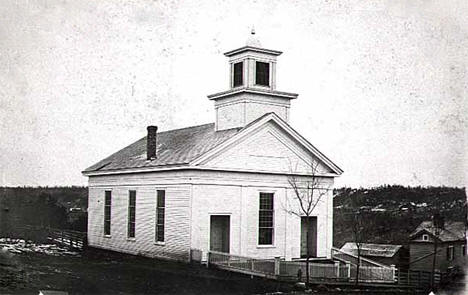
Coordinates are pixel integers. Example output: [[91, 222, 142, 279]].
[[83, 123, 240, 173], [83, 113, 343, 176], [191, 113, 343, 175], [410, 221, 466, 242], [340, 243, 403, 258]]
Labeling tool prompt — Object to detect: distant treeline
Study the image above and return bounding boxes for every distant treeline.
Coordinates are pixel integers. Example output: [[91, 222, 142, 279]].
[[333, 185, 467, 248], [1, 185, 466, 246], [0, 186, 88, 236]]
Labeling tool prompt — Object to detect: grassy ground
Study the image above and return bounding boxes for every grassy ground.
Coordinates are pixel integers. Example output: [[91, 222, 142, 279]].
[[1, 247, 283, 295], [2, 245, 454, 295]]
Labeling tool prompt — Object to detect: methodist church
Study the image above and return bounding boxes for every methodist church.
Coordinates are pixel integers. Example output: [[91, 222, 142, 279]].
[[83, 32, 343, 262]]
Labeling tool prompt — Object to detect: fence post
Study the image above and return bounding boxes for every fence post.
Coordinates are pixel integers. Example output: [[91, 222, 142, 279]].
[[347, 262, 351, 281], [206, 252, 210, 268], [334, 261, 340, 278], [274, 257, 281, 276], [390, 264, 396, 282], [309, 261, 312, 280], [251, 258, 254, 271]]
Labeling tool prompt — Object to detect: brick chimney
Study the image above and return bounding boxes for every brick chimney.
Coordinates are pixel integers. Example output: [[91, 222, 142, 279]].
[[147, 125, 158, 160]]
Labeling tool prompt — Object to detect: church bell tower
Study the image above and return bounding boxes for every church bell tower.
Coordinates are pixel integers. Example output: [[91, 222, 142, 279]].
[[208, 30, 298, 131]]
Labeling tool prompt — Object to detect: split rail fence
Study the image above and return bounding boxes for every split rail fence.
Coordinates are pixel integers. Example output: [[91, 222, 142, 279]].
[[19, 225, 87, 250], [46, 227, 87, 249]]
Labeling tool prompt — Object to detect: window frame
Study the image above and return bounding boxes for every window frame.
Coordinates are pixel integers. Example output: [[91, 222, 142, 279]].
[[422, 234, 429, 241], [155, 189, 166, 244], [232, 61, 244, 87], [258, 192, 274, 246], [104, 190, 112, 237], [447, 245, 454, 261], [255, 61, 270, 87], [127, 190, 136, 239]]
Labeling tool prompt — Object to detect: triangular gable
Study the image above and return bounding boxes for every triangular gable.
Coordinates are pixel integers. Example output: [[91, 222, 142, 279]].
[[410, 229, 441, 243], [191, 113, 343, 176]]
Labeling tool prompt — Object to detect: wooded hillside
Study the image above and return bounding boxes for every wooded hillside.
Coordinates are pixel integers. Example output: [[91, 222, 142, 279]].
[[333, 185, 466, 247], [0, 186, 88, 235]]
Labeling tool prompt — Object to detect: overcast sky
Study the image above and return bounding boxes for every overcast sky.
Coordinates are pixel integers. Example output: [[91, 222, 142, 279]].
[[0, 0, 466, 188]]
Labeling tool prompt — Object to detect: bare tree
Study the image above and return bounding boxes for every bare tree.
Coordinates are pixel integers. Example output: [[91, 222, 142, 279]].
[[285, 159, 331, 286], [344, 192, 377, 286], [349, 209, 366, 285], [430, 211, 444, 289]]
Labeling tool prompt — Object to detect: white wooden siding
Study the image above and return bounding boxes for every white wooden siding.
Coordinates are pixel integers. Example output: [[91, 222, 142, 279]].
[[88, 182, 191, 261], [216, 101, 245, 130], [87, 168, 334, 261], [190, 172, 334, 261], [202, 122, 332, 175], [215, 93, 290, 130]]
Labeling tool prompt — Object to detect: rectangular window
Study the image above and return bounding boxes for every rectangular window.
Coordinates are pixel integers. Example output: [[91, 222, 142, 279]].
[[422, 234, 429, 241], [462, 244, 466, 256], [447, 245, 454, 261], [104, 191, 112, 236], [255, 61, 270, 86], [258, 192, 274, 245], [127, 190, 136, 238], [155, 190, 165, 243], [233, 62, 243, 87]]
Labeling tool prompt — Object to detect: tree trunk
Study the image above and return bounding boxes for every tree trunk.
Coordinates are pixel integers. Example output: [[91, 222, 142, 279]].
[[355, 247, 360, 286], [431, 237, 438, 289], [305, 217, 310, 286]]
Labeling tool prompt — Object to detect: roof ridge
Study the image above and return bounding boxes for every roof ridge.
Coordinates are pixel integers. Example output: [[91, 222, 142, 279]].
[[157, 122, 214, 135]]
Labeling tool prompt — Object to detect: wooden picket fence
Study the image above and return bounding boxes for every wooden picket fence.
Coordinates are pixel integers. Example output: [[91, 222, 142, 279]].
[[394, 269, 440, 288], [207, 251, 396, 283], [279, 260, 351, 282], [208, 251, 277, 278]]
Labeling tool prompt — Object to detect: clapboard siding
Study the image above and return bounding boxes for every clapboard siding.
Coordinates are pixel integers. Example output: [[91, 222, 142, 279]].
[[410, 241, 466, 272], [88, 168, 335, 262], [88, 182, 191, 261], [191, 175, 334, 261], [88, 170, 193, 186], [216, 100, 245, 130], [204, 122, 332, 175], [215, 92, 290, 130]]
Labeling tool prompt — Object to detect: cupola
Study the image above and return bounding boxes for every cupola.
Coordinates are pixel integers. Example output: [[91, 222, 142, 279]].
[[208, 30, 298, 131]]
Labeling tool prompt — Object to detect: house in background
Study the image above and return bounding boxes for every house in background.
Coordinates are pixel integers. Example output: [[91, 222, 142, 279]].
[[340, 242, 409, 269], [82, 34, 342, 262], [409, 220, 466, 272]]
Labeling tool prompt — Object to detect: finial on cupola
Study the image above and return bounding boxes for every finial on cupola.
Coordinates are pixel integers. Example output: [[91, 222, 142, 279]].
[[246, 26, 261, 47]]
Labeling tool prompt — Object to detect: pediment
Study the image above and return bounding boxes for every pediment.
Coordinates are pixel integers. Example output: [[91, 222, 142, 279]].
[[195, 117, 339, 176]]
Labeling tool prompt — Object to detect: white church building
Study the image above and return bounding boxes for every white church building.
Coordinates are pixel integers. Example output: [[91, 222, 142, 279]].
[[83, 35, 343, 262]]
